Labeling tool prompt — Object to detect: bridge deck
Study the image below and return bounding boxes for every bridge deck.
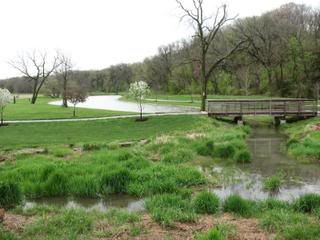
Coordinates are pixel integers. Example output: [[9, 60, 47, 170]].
[[207, 99, 318, 117]]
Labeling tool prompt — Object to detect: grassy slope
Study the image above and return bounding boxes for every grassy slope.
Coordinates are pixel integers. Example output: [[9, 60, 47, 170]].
[[4, 97, 130, 120], [282, 117, 320, 162], [0, 115, 202, 149]]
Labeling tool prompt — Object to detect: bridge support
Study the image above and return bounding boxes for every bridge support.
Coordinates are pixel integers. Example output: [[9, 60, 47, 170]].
[[233, 116, 243, 125], [274, 116, 286, 126]]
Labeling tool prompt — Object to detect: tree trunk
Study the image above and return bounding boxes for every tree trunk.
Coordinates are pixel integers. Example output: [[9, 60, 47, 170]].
[[201, 83, 207, 111], [62, 78, 68, 107], [0, 108, 3, 125], [139, 98, 143, 120], [73, 105, 76, 117]]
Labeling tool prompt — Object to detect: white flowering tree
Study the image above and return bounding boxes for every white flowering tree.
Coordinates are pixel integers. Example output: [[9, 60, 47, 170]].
[[129, 81, 150, 121], [0, 88, 12, 125]]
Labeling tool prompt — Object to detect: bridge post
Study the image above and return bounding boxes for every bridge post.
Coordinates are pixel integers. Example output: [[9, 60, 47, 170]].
[[274, 116, 286, 126], [234, 116, 243, 125]]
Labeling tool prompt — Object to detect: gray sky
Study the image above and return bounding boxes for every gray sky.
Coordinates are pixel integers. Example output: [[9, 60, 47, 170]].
[[0, 0, 319, 79]]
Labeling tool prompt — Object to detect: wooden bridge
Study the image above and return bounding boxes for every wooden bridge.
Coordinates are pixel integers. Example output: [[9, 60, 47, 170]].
[[207, 99, 318, 119]]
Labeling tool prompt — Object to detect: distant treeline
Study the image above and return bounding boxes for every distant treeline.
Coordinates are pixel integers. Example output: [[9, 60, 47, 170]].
[[1, 3, 319, 98]]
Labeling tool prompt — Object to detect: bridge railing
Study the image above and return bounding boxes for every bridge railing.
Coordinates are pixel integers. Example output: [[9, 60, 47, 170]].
[[207, 99, 318, 117]]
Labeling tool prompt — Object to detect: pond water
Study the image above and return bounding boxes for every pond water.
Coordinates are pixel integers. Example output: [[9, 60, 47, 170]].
[[49, 95, 195, 113], [209, 127, 320, 201], [24, 195, 145, 212]]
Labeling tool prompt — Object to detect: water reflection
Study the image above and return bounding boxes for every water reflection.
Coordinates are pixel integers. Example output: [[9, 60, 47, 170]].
[[24, 195, 145, 212]]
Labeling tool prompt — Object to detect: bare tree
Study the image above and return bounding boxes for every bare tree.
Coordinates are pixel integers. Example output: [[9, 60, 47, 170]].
[[9, 50, 60, 104], [57, 53, 73, 107], [176, 0, 245, 111]]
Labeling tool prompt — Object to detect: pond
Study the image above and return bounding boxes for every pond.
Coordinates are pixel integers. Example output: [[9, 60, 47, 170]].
[[49, 95, 195, 113], [209, 127, 320, 201]]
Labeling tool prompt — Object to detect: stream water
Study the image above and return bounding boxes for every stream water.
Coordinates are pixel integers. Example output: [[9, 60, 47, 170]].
[[24, 127, 320, 211], [211, 127, 320, 201], [24, 195, 144, 212]]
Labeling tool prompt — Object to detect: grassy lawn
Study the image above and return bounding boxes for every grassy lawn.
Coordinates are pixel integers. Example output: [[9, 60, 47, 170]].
[[4, 96, 130, 120], [0, 115, 204, 149]]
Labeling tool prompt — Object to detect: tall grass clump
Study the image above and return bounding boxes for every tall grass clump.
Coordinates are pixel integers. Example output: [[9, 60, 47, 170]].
[[223, 194, 253, 217], [293, 194, 320, 213], [194, 140, 214, 156], [145, 193, 196, 226], [83, 143, 105, 151], [44, 170, 69, 196], [195, 224, 237, 240], [100, 167, 131, 194], [214, 143, 236, 159], [0, 181, 22, 209], [263, 175, 282, 192], [162, 147, 195, 164], [258, 198, 290, 211], [193, 191, 220, 214], [233, 150, 251, 163]]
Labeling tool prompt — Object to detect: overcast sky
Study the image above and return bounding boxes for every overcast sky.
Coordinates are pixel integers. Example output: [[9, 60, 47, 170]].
[[0, 0, 319, 79]]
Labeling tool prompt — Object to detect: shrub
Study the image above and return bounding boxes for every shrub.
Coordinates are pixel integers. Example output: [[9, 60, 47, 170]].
[[100, 168, 131, 194], [293, 194, 320, 213], [0, 182, 22, 209], [193, 191, 220, 214], [233, 150, 251, 163], [223, 195, 253, 217], [214, 144, 236, 159], [263, 175, 282, 192]]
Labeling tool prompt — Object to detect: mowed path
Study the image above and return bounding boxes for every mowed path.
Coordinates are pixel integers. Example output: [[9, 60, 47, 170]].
[[5, 112, 205, 124]]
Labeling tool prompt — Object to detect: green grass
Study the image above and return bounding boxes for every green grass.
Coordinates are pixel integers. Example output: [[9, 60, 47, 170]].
[[223, 194, 254, 217], [260, 208, 320, 240], [192, 191, 220, 214], [0, 182, 22, 209], [4, 96, 130, 120], [145, 193, 197, 226], [195, 224, 237, 240], [263, 175, 282, 192], [282, 117, 320, 162], [0, 148, 205, 198], [7, 206, 142, 240], [0, 115, 203, 149]]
